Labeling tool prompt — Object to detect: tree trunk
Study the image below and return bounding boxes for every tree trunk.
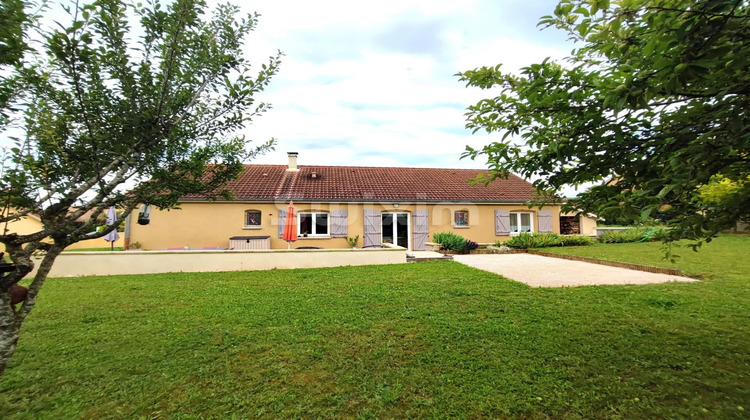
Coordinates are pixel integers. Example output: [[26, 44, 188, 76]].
[[0, 292, 20, 377], [0, 245, 63, 376]]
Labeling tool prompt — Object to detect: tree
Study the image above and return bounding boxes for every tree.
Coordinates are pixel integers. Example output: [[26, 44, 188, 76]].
[[0, 0, 30, 117], [0, 0, 27, 67], [698, 175, 750, 228], [0, 0, 281, 375], [458, 0, 749, 242]]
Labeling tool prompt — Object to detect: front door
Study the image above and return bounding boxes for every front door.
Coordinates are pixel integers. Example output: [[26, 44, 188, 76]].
[[382, 212, 410, 249]]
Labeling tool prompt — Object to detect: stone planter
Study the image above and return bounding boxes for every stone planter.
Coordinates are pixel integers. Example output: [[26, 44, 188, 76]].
[[424, 242, 441, 252]]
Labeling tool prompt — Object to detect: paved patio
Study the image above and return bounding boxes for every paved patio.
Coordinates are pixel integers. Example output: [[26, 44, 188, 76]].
[[452, 254, 697, 287]]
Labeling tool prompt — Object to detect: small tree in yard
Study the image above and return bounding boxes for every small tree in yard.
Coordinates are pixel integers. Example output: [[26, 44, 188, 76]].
[[459, 0, 749, 244], [0, 0, 281, 375]]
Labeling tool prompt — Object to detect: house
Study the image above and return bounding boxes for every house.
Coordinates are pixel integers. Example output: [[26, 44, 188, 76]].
[[126, 152, 596, 251]]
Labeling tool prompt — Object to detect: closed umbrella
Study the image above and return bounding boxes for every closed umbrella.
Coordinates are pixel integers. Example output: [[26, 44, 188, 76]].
[[282, 201, 297, 249], [104, 206, 120, 251]]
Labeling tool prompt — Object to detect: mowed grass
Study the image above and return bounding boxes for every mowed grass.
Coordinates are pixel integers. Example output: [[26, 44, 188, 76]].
[[1, 236, 749, 419], [540, 234, 748, 281]]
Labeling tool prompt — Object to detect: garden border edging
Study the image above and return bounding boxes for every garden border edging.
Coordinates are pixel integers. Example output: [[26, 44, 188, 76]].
[[524, 250, 685, 276]]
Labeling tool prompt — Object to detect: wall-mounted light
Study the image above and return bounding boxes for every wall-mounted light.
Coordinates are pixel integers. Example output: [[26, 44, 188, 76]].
[[393, 203, 399, 208]]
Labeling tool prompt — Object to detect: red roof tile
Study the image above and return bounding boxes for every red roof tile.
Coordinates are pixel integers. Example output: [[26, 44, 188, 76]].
[[186, 165, 538, 203]]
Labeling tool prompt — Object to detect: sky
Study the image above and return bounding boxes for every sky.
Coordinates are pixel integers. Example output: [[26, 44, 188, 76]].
[[4, 0, 583, 194], [233, 0, 573, 172]]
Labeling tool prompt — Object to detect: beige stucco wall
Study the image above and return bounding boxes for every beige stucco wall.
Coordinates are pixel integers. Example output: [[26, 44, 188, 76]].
[[579, 215, 599, 236], [0, 216, 44, 253], [30, 247, 405, 278], [128, 202, 562, 250], [0, 215, 123, 252]]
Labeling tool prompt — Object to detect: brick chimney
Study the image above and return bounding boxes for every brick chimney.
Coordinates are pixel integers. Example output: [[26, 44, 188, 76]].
[[287, 152, 299, 172]]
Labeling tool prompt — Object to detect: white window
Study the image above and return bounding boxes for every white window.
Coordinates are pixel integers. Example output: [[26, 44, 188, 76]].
[[298, 212, 329, 237], [510, 212, 533, 235], [244, 210, 261, 228], [454, 211, 469, 227]]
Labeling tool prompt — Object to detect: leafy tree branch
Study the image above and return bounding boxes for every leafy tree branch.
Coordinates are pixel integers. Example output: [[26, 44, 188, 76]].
[[459, 0, 750, 242]]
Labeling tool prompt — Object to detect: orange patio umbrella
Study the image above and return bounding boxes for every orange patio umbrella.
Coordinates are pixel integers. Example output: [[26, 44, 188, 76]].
[[282, 201, 297, 249]]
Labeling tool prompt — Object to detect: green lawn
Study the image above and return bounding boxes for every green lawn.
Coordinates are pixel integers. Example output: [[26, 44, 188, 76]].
[[539, 234, 749, 281], [1, 236, 748, 419]]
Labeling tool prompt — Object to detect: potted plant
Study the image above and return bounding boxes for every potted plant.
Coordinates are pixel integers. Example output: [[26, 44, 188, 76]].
[[346, 235, 360, 248], [461, 240, 479, 254]]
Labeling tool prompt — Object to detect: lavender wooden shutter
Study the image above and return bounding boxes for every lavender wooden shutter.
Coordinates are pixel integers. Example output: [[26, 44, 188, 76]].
[[538, 210, 553, 233], [495, 209, 510, 236], [278, 209, 286, 238], [412, 210, 429, 251], [331, 210, 348, 237], [363, 209, 381, 247]]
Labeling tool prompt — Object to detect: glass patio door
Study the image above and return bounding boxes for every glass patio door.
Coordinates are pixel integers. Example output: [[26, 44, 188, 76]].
[[382, 212, 410, 249]]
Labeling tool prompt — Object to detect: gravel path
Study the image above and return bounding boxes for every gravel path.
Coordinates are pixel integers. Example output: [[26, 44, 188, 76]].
[[452, 254, 697, 287]]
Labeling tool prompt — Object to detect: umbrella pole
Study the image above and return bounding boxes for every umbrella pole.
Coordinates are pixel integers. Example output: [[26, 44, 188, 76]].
[[111, 242, 114, 251], [287, 242, 290, 250]]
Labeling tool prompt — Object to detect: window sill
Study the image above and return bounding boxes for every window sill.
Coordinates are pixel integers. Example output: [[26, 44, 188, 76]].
[[453, 225, 470, 229], [243, 226, 262, 230]]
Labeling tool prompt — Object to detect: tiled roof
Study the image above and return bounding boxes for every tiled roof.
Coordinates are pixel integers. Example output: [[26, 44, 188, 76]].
[[186, 165, 538, 203]]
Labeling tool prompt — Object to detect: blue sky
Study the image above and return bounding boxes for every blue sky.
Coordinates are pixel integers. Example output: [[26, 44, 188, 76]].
[[236, 0, 573, 171]]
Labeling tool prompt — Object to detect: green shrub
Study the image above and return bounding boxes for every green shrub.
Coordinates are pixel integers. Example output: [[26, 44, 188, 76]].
[[504, 232, 559, 249], [502, 233, 526, 249], [504, 233, 535, 249], [560, 235, 596, 246], [535, 233, 564, 247], [504, 232, 594, 249], [432, 234, 479, 254], [432, 232, 468, 251], [598, 229, 642, 243], [598, 227, 668, 244], [650, 227, 670, 241]]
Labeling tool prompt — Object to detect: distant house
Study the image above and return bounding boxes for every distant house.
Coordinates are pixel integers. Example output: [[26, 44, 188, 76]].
[[0, 210, 124, 252], [127, 152, 597, 251]]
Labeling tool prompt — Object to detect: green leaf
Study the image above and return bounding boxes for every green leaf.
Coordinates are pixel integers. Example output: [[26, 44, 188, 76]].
[[642, 38, 657, 56], [657, 184, 675, 199]]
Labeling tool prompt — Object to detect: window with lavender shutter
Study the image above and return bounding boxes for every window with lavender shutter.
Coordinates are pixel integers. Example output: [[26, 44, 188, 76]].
[[363, 209, 381, 247], [278, 209, 286, 238], [412, 210, 429, 250], [495, 209, 510, 236], [538, 210, 553, 233], [331, 210, 348, 237]]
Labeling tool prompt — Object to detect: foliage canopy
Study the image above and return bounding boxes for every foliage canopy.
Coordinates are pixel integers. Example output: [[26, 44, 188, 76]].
[[459, 0, 750, 241]]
